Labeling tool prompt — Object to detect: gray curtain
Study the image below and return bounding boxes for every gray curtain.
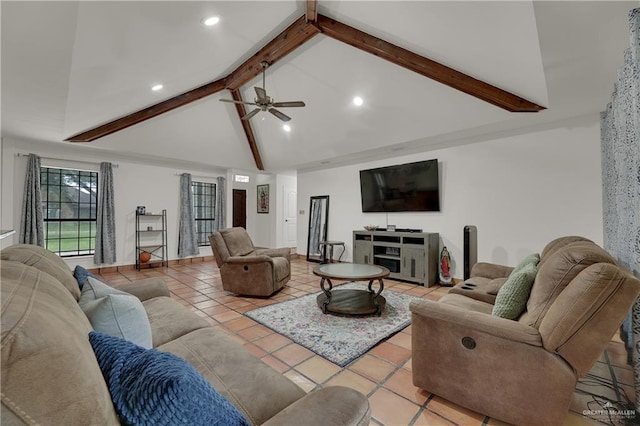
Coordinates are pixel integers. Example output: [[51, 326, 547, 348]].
[[215, 176, 226, 230], [178, 173, 199, 257], [94, 162, 116, 264], [600, 7, 640, 409], [19, 153, 44, 246]]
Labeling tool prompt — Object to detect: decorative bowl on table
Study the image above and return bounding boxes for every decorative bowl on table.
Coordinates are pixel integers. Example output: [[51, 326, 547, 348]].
[[363, 225, 378, 231]]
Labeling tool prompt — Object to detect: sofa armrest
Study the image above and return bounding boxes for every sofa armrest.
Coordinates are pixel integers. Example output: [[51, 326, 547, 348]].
[[470, 262, 513, 280], [115, 277, 170, 301], [410, 299, 542, 346], [262, 387, 370, 426], [255, 247, 291, 261]]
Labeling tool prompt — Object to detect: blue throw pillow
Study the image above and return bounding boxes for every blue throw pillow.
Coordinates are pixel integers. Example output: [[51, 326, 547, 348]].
[[89, 331, 249, 426], [73, 265, 97, 289]]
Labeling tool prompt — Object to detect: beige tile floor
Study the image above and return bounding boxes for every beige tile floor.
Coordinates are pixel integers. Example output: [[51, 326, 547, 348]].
[[96, 257, 636, 426]]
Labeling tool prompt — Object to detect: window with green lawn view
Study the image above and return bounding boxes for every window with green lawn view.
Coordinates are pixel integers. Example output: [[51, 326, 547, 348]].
[[41, 167, 98, 257], [192, 181, 216, 246]]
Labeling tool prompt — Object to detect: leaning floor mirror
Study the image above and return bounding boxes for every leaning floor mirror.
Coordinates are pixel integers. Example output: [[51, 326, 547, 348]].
[[306, 195, 329, 262]]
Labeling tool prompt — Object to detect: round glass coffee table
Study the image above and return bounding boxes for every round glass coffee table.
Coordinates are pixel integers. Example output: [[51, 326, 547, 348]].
[[312, 263, 390, 316]]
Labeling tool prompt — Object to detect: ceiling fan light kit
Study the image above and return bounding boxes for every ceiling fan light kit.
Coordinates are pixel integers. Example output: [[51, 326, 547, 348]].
[[220, 61, 305, 122]]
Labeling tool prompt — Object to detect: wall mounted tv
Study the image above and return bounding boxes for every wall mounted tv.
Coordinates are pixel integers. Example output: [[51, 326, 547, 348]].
[[359, 159, 440, 212]]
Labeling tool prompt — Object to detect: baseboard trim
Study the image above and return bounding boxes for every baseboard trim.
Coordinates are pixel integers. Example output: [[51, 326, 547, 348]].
[[88, 255, 215, 274]]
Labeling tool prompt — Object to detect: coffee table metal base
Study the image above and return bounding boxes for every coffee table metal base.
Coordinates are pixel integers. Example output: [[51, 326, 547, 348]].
[[316, 289, 386, 316], [313, 264, 390, 317]]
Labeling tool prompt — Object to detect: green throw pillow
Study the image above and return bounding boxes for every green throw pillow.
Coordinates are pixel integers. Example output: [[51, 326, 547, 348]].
[[492, 262, 538, 320], [511, 253, 540, 275]]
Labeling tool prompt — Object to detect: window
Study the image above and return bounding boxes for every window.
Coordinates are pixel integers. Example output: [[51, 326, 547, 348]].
[[40, 167, 98, 257], [192, 181, 216, 246]]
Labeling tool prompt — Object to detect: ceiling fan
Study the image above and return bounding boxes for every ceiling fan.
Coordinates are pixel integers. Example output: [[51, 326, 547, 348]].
[[220, 61, 305, 122]]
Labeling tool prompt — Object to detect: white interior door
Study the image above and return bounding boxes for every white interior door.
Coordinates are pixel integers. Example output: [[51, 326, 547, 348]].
[[283, 185, 297, 247]]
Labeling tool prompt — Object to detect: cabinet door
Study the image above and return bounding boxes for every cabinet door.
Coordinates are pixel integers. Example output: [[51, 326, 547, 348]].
[[401, 247, 425, 280], [354, 241, 373, 265]]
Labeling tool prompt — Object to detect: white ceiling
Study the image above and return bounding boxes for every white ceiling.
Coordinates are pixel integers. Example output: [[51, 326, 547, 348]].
[[2, 1, 637, 173]]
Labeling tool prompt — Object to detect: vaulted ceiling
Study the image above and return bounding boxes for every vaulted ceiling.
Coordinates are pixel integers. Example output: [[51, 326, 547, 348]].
[[2, 1, 636, 173]]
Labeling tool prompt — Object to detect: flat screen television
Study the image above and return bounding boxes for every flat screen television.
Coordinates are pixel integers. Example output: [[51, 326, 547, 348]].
[[359, 159, 440, 212]]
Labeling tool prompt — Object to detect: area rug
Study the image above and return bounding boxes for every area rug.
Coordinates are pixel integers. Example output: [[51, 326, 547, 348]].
[[245, 282, 422, 367]]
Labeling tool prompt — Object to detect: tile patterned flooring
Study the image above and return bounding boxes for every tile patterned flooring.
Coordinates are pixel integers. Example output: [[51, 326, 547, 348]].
[[97, 258, 636, 426]]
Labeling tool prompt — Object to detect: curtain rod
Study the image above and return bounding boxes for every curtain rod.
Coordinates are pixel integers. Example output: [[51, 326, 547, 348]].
[[174, 173, 221, 180], [16, 153, 119, 168]]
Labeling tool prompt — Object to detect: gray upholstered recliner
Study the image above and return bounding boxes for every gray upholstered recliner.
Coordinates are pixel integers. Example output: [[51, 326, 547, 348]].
[[410, 236, 640, 426], [209, 227, 291, 297]]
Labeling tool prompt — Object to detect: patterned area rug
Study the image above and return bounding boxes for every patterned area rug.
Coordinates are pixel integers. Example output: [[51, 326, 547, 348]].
[[245, 282, 422, 367]]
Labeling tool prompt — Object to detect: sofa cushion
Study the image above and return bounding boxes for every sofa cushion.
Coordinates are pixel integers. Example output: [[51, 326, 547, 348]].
[[73, 265, 97, 289], [142, 296, 210, 347], [82, 294, 153, 349], [520, 241, 617, 328], [538, 236, 592, 268], [159, 328, 307, 425], [89, 331, 249, 426], [492, 263, 538, 320], [220, 228, 255, 256], [1, 261, 119, 424], [1, 243, 80, 300]]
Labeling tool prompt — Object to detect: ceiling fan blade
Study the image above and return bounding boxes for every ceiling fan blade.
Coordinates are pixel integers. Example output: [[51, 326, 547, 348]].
[[254, 86, 268, 102], [220, 99, 256, 106], [269, 108, 291, 122], [241, 108, 261, 120], [272, 101, 305, 108]]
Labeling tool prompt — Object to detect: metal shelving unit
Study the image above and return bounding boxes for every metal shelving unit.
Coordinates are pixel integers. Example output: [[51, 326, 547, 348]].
[[135, 209, 167, 270]]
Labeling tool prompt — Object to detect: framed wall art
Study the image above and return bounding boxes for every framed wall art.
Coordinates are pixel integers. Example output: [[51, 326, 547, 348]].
[[257, 184, 269, 213]]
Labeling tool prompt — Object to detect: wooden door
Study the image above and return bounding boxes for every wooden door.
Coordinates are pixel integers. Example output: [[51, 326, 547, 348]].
[[232, 189, 246, 228]]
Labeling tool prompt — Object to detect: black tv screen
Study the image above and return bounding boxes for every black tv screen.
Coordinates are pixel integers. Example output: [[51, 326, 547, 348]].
[[360, 159, 440, 212]]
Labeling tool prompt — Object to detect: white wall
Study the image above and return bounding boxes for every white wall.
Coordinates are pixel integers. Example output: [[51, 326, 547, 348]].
[[297, 118, 604, 279], [250, 173, 297, 248], [253, 174, 276, 247], [2, 138, 231, 268]]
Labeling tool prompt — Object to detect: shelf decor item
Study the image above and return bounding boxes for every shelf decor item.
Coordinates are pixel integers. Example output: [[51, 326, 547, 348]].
[[139, 251, 151, 263], [136, 206, 146, 215], [439, 246, 453, 286], [257, 184, 269, 213]]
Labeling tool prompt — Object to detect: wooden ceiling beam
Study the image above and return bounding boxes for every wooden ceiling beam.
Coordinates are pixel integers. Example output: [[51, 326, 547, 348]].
[[316, 14, 544, 113], [224, 16, 320, 91], [306, 0, 318, 23], [66, 79, 227, 142], [66, 15, 320, 146], [230, 90, 264, 171]]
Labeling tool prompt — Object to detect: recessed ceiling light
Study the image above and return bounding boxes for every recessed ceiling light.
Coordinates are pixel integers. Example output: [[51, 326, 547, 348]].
[[353, 96, 364, 106], [283, 124, 291, 132], [151, 84, 163, 91], [202, 16, 220, 26]]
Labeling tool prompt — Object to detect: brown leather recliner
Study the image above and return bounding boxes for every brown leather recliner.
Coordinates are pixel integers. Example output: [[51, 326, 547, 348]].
[[410, 236, 640, 426], [209, 227, 291, 297]]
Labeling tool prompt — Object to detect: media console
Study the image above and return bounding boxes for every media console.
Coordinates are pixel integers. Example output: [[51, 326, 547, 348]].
[[353, 230, 439, 287]]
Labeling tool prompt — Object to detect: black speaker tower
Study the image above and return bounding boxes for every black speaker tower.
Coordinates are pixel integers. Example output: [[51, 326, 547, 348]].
[[463, 225, 477, 280]]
